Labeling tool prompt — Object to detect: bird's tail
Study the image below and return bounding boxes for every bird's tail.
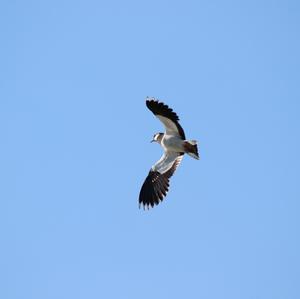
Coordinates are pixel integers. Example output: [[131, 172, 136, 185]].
[[183, 140, 199, 160]]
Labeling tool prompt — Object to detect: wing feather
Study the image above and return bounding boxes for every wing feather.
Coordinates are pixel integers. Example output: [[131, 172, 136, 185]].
[[146, 98, 186, 140], [139, 154, 183, 209]]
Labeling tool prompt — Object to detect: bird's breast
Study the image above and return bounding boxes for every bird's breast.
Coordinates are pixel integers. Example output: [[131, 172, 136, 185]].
[[162, 135, 184, 152]]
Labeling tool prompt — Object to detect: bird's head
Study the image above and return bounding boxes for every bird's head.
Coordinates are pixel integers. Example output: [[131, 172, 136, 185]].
[[151, 132, 164, 144]]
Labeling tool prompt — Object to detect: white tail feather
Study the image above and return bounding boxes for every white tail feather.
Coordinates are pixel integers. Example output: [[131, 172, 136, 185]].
[[186, 140, 199, 160], [188, 140, 197, 145]]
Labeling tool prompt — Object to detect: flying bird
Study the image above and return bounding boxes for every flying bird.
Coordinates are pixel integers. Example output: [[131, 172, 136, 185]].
[[139, 98, 199, 209]]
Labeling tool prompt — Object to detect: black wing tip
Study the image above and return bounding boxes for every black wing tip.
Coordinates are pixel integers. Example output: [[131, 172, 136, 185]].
[[139, 198, 165, 210], [138, 169, 170, 210], [145, 97, 180, 121], [145, 97, 161, 112], [139, 201, 158, 210], [138, 193, 167, 210]]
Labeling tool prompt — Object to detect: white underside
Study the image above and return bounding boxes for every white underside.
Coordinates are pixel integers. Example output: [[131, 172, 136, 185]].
[[151, 133, 185, 173], [151, 114, 197, 173], [152, 150, 183, 173], [161, 134, 184, 152], [156, 115, 181, 137]]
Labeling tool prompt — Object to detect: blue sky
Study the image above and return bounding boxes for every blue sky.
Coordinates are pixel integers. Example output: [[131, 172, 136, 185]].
[[1, 0, 300, 298]]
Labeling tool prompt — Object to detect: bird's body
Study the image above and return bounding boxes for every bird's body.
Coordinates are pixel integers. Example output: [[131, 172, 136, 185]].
[[161, 134, 184, 152], [139, 98, 199, 209]]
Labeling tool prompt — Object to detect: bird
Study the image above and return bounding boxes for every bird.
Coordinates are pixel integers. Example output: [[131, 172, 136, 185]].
[[139, 97, 199, 209]]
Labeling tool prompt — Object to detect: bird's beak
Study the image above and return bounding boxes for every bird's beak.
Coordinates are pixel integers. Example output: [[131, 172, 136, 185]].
[[150, 139, 155, 143]]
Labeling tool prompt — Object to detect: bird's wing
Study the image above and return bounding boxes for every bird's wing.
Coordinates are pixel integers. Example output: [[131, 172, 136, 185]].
[[146, 98, 186, 140], [139, 152, 183, 209]]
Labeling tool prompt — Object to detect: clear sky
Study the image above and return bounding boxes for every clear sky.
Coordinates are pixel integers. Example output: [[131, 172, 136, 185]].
[[1, 0, 300, 298]]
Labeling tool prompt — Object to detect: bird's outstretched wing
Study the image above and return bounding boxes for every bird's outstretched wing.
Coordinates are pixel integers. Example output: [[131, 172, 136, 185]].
[[139, 152, 183, 209], [146, 98, 186, 140]]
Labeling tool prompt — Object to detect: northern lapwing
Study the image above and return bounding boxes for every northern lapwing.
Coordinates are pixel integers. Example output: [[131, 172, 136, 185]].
[[139, 98, 199, 209]]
